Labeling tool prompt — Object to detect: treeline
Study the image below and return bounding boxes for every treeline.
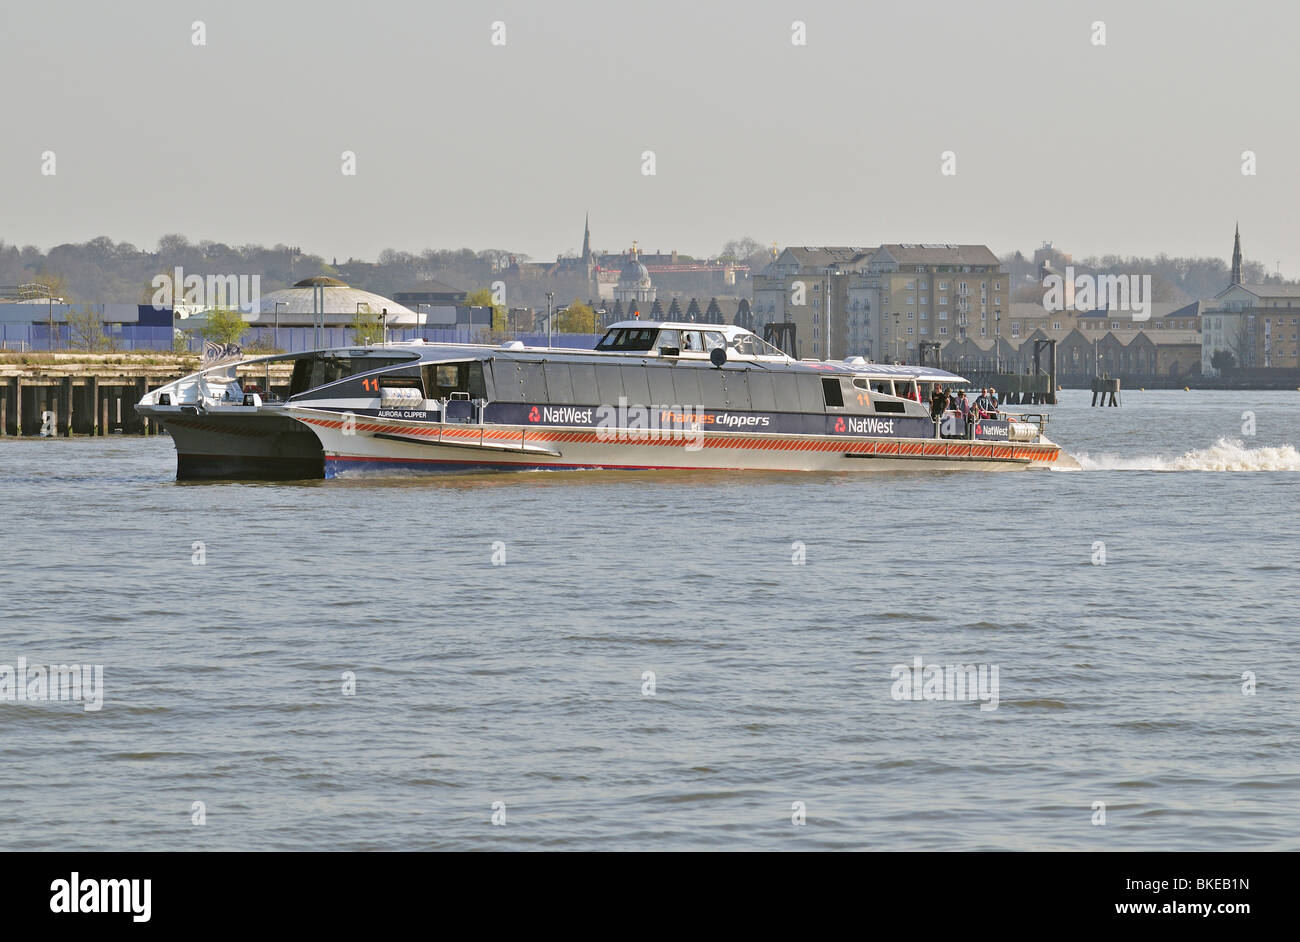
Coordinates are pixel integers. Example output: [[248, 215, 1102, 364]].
[[1000, 250, 1287, 305], [0, 236, 530, 303]]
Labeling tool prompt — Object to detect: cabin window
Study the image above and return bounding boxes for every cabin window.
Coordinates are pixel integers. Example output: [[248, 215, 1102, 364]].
[[467, 362, 485, 398], [770, 371, 800, 409], [594, 364, 624, 404], [730, 335, 757, 355], [722, 370, 752, 410], [821, 377, 844, 408], [568, 363, 598, 403], [489, 361, 525, 402], [702, 331, 726, 352], [517, 362, 549, 402], [853, 377, 870, 389], [657, 330, 680, 353], [671, 366, 703, 407], [290, 354, 414, 397], [421, 361, 487, 400], [543, 362, 575, 404], [597, 328, 658, 352], [620, 365, 652, 406], [796, 374, 825, 413], [680, 330, 704, 352], [747, 372, 777, 411], [647, 366, 676, 406], [698, 370, 729, 409]]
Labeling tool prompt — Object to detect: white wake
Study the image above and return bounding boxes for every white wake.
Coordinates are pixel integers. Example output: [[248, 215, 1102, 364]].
[[1072, 437, 1300, 472]]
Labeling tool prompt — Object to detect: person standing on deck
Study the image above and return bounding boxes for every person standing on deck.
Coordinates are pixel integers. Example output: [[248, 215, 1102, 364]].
[[929, 384, 948, 421]]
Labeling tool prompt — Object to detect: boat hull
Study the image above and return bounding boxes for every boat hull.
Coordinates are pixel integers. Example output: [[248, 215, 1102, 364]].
[[289, 410, 1068, 476], [149, 410, 325, 480]]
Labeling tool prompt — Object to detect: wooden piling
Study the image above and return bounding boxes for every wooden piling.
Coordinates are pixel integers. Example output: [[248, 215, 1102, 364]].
[[87, 376, 98, 435], [132, 378, 146, 434], [60, 376, 73, 436]]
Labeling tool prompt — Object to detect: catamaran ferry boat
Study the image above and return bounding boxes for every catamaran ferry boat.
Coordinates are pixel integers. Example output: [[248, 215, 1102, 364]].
[[136, 320, 1075, 479]]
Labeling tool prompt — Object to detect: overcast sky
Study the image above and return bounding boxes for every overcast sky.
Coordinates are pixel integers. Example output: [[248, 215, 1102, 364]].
[[2, 0, 1296, 274]]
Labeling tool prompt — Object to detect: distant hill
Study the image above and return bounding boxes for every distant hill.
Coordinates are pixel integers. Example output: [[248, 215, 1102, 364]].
[[4, 234, 1293, 307], [0, 235, 523, 304]]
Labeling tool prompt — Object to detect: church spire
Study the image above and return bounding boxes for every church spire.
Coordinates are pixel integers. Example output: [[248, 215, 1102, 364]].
[[582, 212, 591, 263], [1231, 222, 1243, 285]]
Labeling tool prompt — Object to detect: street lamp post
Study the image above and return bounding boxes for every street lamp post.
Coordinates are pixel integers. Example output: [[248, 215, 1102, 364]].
[[546, 291, 554, 348], [274, 301, 288, 351], [892, 313, 900, 363], [823, 268, 833, 360], [415, 303, 427, 340], [994, 310, 1002, 373]]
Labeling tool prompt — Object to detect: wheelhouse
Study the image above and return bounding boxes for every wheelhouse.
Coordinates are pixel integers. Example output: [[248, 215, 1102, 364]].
[[594, 321, 789, 360]]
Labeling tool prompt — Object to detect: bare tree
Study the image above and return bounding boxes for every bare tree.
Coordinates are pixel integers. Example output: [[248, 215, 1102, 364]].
[[67, 305, 110, 351]]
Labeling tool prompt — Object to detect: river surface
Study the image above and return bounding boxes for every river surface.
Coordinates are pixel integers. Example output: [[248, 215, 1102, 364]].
[[1, 389, 1297, 850]]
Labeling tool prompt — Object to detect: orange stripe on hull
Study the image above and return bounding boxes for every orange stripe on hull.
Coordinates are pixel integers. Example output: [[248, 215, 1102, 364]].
[[299, 415, 1061, 466]]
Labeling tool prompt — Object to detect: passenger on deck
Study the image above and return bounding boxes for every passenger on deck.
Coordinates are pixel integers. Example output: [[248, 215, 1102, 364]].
[[929, 384, 948, 421], [958, 390, 973, 438]]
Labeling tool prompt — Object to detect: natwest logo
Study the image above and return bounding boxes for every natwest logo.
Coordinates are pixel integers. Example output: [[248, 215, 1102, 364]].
[[528, 406, 540, 423], [846, 416, 895, 435], [541, 406, 593, 424]]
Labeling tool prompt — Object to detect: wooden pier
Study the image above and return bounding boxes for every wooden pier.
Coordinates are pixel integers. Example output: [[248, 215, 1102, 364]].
[[0, 354, 293, 437]]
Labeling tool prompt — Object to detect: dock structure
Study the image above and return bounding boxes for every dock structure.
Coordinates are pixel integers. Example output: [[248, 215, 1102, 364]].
[[997, 373, 1054, 405], [1090, 374, 1121, 406], [942, 338, 1058, 406], [0, 355, 294, 436]]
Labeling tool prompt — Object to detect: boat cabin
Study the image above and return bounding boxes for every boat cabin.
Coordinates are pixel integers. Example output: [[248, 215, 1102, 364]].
[[594, 321, 789, 360]]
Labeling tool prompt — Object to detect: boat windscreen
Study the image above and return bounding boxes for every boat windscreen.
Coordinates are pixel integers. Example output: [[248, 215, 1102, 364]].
[[595, 327, 659, 352], [729, 333, 787, 357], [288, 353, 417, 397]]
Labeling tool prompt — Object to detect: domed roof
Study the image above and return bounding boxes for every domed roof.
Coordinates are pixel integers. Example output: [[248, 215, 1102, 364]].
[[618, 254, 651, 288], [249, 274, 418, 325]]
